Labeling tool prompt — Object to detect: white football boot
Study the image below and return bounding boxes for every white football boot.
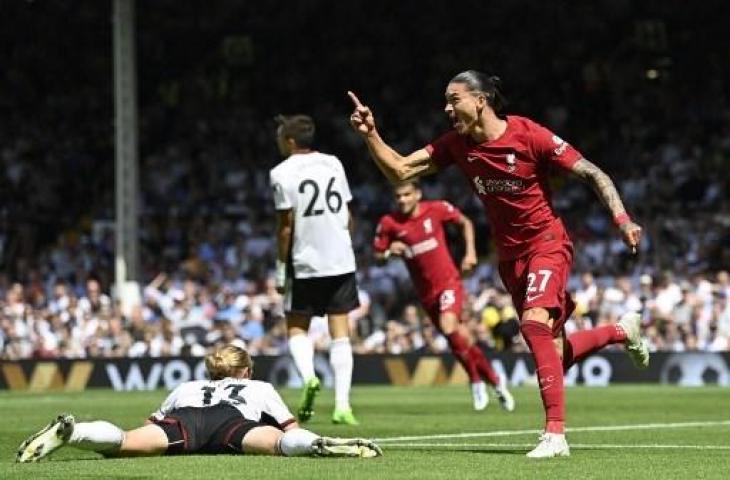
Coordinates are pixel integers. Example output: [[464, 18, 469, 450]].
[[494, 377, 516, 412], [471, 382, 489, 411], [312, 437, 383, 458], [617, 312, 650, 369], [17, 414, 75, 463], [526, 433, 570, 458]]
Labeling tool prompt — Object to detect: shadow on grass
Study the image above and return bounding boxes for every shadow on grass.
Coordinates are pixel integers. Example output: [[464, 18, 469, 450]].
[[388, 447, 527, 456], [45, 457, 104, 463], [454, 448, 526, 456]]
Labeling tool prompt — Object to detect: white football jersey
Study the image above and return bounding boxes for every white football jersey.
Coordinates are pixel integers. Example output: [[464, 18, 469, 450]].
[[270, 151, 356, 278], [150, 378, 294, 427]]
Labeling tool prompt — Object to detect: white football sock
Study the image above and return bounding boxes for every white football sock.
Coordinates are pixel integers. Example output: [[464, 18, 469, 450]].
[[278, 428, 319, 456], [289, 333, 316, 382], [69, 421, 124, 453], [330, 336, 353, 410]]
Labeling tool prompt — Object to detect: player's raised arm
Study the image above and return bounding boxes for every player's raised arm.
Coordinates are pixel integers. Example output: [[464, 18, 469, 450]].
[[347, 91, 437, 184], [569, 157, 642, 254]]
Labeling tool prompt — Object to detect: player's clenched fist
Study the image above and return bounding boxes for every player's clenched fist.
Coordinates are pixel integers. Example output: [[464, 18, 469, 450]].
[[619, 221, 642, 255], [347, 91, 376, 135], [460, 252, 477, 274], [388, 240, 409, 257]]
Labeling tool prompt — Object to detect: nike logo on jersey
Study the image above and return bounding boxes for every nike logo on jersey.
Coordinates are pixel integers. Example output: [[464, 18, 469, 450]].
[[396, 231, 408, 238], [525, 293, 543, 303], [467, 155, 479, 163]]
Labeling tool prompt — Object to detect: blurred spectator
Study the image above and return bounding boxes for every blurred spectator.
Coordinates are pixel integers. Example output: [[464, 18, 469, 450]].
[[1, 1, 729, 358]]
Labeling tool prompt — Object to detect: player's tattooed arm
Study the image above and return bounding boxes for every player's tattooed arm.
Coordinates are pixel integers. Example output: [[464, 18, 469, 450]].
[[569, 158, 627, 217], [570, 157, 643, 253]]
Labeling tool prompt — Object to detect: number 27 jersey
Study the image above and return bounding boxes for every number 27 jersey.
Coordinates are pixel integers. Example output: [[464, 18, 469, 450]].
[[270, 151, 356, 278]]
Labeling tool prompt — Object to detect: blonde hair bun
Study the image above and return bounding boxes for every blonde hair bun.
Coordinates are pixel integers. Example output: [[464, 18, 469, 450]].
[[204, 344, 253, 380]]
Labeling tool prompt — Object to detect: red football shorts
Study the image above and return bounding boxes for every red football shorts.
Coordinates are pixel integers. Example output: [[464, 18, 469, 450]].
[[498, 243, 576, 337], [422, 282, 465, 330]]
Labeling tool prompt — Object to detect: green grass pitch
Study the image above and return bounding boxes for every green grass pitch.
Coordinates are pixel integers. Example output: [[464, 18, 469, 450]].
[[2, 385, 729, 479]]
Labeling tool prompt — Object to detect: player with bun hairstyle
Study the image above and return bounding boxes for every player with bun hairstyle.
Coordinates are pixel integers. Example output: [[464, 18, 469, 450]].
[[17, 345, 382, 463], [349, 70, 648, 458], [205, 343, 255, 380]]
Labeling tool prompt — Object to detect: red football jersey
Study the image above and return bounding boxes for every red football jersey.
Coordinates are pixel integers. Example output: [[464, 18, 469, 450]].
[[374, 200, 463, 303], [425, 115, 581, 260]]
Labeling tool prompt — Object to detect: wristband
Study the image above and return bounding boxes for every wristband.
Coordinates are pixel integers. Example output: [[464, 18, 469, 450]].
[[382, 249, 391, 260], [614, 212, 631, 227], [275, 260, 287, 288]]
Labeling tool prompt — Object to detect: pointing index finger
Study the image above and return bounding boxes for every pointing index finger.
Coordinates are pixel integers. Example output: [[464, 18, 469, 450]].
[[347, 90, 364, 108]]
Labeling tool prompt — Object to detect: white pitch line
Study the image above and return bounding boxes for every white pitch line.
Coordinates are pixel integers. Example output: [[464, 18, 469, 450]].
[[376, 419, 730, 443], [383, 443, 730, 451]]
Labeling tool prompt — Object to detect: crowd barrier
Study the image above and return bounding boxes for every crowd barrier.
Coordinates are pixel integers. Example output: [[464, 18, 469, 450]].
[[2, 351, 729, 391]]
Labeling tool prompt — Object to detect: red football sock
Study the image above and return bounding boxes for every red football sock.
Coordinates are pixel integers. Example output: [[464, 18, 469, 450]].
[[563, 324, 627, 371], [446, 332, 481, 383], [521, 320, 564, 434], [468, 345, 500, 386]]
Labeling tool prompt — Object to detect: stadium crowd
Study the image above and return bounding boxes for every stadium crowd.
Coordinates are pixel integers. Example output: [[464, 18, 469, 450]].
[[2, 264, 730, 359], [1, 1, 728, 359]]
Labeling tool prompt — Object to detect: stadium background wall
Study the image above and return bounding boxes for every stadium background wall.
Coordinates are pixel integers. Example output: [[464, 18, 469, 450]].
[[1, 352, 729, 392]]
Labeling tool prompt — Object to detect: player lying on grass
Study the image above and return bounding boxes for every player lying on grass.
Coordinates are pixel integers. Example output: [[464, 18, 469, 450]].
[[16, 345, 382, 463]]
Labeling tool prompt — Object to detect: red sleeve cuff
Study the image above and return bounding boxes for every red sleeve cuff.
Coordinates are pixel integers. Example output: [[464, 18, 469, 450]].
[[613, 212, 631, 227]]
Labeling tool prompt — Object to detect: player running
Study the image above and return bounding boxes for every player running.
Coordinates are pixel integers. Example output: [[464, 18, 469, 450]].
[[348, 70, 648, 458], [270, 114, 360, 425], [374, 180, 514, 412], [16, 345, 382, 462]]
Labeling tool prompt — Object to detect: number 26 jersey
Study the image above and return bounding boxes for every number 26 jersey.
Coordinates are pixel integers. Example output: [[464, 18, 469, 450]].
[[270, 151, 357, 278]]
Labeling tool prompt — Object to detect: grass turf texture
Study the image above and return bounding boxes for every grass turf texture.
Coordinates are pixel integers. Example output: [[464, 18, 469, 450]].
[[2, 385, 729, 479]]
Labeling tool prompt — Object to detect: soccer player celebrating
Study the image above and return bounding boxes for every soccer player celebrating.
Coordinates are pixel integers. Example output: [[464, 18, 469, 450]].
[[373, 180, 514, 412], [270, 114, 360, 425], [348, 71, 648, 458], [16, 345, 382, 462]]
